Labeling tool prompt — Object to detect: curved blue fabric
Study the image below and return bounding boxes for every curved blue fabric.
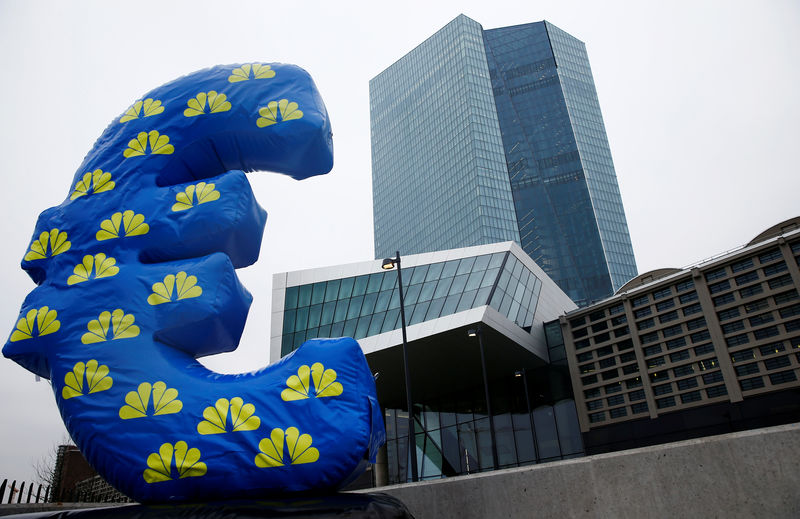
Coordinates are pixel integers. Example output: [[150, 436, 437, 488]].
[[2, 63, 384, 502]]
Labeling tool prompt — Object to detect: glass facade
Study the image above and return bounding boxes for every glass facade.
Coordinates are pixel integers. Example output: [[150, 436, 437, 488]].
[[281, 250, 546, 356], [371, 16, 638, 307], [370, 15, 521, 262], [383, 365, 582, 483]]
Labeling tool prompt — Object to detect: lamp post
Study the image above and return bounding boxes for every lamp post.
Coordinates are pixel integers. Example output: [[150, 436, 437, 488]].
[[514, 368, 539, 462], [467, 326, 498, 470], [381, 251, 418, 482]]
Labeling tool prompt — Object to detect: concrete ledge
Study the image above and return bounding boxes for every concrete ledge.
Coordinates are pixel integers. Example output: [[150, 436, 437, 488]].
[[370, 423, 800, 518]]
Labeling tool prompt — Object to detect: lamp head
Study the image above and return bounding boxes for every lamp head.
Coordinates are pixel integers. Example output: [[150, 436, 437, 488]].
[[381, 258, 396, 270]]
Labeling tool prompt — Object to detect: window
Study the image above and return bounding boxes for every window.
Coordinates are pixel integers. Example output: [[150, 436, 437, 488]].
[[577, 351, 594, 363], [762, 261, 788, 277], [763, 356, 791, 371], [606, 394, 624, 406], [717, 307, 741, 321], [591, 321, 608, 332], [740, 377, 765, 391], [679, 291, 699, 304], [586, 400, 603, 411], [609, 407, 628, 419], [714, 293, 735, 306], [583, 388, 601, 399], [614, 326, 630, 337], [631, 402, 649, 414], [611, 314, 627, 326], [597, 346, 614, 357], [569, 316, 586, 328], [753, 326, 779, 340], [599, 357, 617, 369], [676, 377, 698, 390], [687, 318, 706, 331], [735, 363, 759, 376], [648, 356, 665, 368], [626, 377, 643, 389], [675, 279, 695, 292], [705, 268, 727, 282], [605, 382, 622, 394], [759, 342, 785, 356], [622, 364, 640, 375], [739, 284, 764, 298], [706, 385, 728, 398], [749, 312, 775, 326], [670, 350, 690, 363], [629, 389, 646, 401], [709, 280, 731, 295], [581, 374, 598, 385], [768, 275, 792, 289], [785, 319, 800, 332], [702, 371, 724, 384], [588, 412, 606, 423], [641, 332, 659, 344], [575, 339, 590, 349], [666, 337, 687, 350], [680, 391, 702, 404], [673, 365, 695, 377], [643, 344, 663, 356], [662, 325, 682, 338], [769, 370, 798, 385], [589, 309, 606, 321], [653, 383, 672, 396], [620, 352, 637, 363], [694, 343, 714, 356], [659, 312, 679, 324], [683, 303, 703, 316], [774, 290, 798, 305], [632, 294, 649, 307], [779, 304, 800, 319], [698, 358, 718, 371], [691, 330, 711, 343], [721, 321, 745, 334], [594, 332, 611, 344], [758, 248, 782, 263], [734, 271, 759, 286], [616, 339, 634, 351], [573, 327, 588, 339], [725, 334, 749, 347], [637, 318, 655, 330], [609, 303, 625, 315], [730, 258, 754, 273], [653, 287, 672, 300], [731, 349, 755, 363], [745, 298, 769, 313], [650, 370, 669, 382], [656, 396, 676, 409], [634, 307, 652, 319]]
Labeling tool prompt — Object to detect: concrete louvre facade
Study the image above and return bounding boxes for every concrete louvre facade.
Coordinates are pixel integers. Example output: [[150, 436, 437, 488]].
[[559, 218, 800, 451]]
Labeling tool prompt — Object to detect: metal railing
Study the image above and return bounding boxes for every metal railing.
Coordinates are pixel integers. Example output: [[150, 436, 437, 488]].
[[0, 478, 50, 504]]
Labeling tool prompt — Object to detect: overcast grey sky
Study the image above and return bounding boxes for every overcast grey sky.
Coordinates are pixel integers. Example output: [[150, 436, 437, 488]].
[[1, 0, 798, 483]]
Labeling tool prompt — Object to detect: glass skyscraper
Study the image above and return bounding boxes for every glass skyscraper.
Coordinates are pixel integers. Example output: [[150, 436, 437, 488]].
[[371, 15, 638, 306]]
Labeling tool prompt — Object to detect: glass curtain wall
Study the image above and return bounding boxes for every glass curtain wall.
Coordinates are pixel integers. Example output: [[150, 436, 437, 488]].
[[383, 365, 583, 483]]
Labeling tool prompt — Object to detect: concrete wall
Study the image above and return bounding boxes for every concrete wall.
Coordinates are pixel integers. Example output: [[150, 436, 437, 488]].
[[370, 423, 800, 518]]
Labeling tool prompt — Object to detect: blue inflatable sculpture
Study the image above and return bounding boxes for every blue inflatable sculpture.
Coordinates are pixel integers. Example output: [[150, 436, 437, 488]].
[[2, 63, 384, 502]]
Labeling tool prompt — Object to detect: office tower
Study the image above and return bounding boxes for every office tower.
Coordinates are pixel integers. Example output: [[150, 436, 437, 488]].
[[370, 15, 638, 306]]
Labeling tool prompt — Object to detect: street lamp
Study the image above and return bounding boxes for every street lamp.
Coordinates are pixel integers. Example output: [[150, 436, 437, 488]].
[[514, 368, 539, 462], [381, 251, 418, 482], [467, 326, 498, 470]]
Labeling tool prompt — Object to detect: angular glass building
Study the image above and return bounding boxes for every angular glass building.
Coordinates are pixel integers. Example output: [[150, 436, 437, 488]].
[[271, 242, 583, 484], [370, 15, 638, 306]]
